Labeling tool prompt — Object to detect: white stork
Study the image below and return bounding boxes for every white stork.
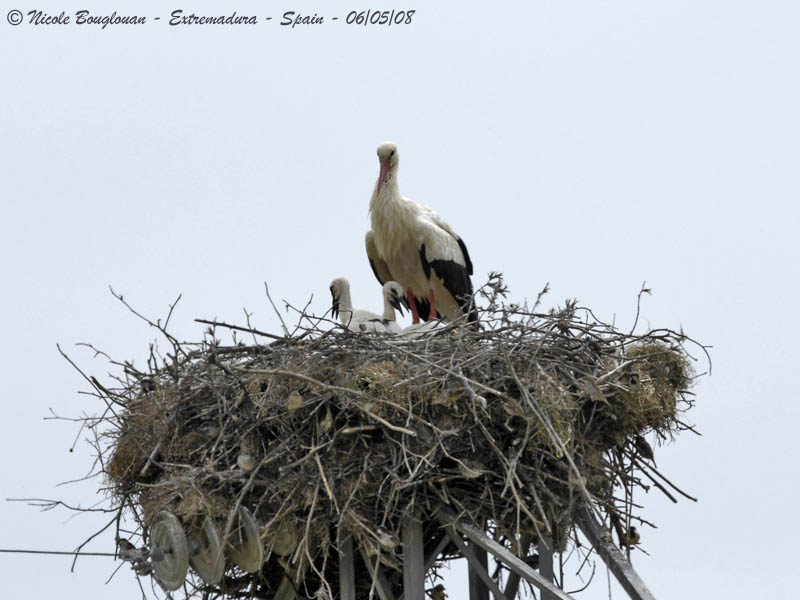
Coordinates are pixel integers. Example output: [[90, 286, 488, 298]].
[[366, 141, 477, 324], [329, 277, 408, 333]]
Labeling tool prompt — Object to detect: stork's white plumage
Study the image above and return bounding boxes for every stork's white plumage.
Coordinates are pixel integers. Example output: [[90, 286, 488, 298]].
[[329, 277, 408, 333], [366, 141, 477, 324], [400, 319, 445, 339]]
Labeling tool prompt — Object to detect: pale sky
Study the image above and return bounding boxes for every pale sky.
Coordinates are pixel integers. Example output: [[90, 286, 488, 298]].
[[1, 1, 799, 598]]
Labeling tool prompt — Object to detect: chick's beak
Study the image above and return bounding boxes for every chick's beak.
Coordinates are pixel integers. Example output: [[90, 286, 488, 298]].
[[330, 288, 339, 319]]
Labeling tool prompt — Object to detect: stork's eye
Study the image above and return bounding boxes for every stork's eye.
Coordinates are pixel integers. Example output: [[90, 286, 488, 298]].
[[389, 150, 395, 157]]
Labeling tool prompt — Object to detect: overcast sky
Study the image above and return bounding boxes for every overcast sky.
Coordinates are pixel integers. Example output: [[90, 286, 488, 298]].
[[1, 1, 798, 598]]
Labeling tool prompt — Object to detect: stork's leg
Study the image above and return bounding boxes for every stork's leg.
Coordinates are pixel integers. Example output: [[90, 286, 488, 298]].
[[428, 289, 439, 320], [408, 290, 420, 324]]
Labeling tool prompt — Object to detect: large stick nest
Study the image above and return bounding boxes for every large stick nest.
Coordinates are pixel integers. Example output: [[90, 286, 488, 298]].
[[90, 275, 704, 599]]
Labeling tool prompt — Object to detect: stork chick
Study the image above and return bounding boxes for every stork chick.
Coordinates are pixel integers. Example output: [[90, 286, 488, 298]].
[[329, 278, 408, 333]]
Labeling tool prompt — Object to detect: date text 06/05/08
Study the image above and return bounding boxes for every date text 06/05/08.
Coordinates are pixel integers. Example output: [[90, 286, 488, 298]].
[[345, 10, 415, 26], [280, 10, 415, 28]]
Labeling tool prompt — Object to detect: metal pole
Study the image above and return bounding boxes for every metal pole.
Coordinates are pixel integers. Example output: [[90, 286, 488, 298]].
[[538, 537, 557, 600], [468, 520, 489, 600], [403, 516, 425, 600], [339, 534, 356, 600]]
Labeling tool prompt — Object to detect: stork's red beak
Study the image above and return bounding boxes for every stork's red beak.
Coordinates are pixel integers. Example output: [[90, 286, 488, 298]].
[[377, 159, 389, 196]]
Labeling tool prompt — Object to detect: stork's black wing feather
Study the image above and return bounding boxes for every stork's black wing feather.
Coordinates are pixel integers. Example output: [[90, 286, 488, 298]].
[[368, 258, 386, 286], [419, 243, 476, 323], [430, 258, 476, 322], [457, 237, 474, 276]]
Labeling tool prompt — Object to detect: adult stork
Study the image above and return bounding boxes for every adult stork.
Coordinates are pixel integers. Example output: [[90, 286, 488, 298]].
[[329, 277, 408, 333], [366, 141, 477, 324]]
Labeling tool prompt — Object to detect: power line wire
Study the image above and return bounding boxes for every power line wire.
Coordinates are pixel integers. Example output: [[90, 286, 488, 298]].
[[0, 548, 116, 557]]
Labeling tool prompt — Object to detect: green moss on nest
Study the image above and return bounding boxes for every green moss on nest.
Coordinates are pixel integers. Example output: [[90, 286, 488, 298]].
[[618, 343, 692, 434]]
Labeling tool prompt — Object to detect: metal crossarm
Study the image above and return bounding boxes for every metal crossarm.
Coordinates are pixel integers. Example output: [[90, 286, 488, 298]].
[[444, 524, 510, 600], [358, 545, 398, 600], [502, 534, 532, 600], [576, 506, 656, 600], [437, 507, 575, 600]]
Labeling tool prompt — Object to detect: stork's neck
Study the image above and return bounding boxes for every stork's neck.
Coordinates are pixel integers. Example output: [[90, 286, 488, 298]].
[[337, 287, 354, 325], [382, 293, 396, 321], [339, 308, 354, 327], [369, 168, 401, 214]]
